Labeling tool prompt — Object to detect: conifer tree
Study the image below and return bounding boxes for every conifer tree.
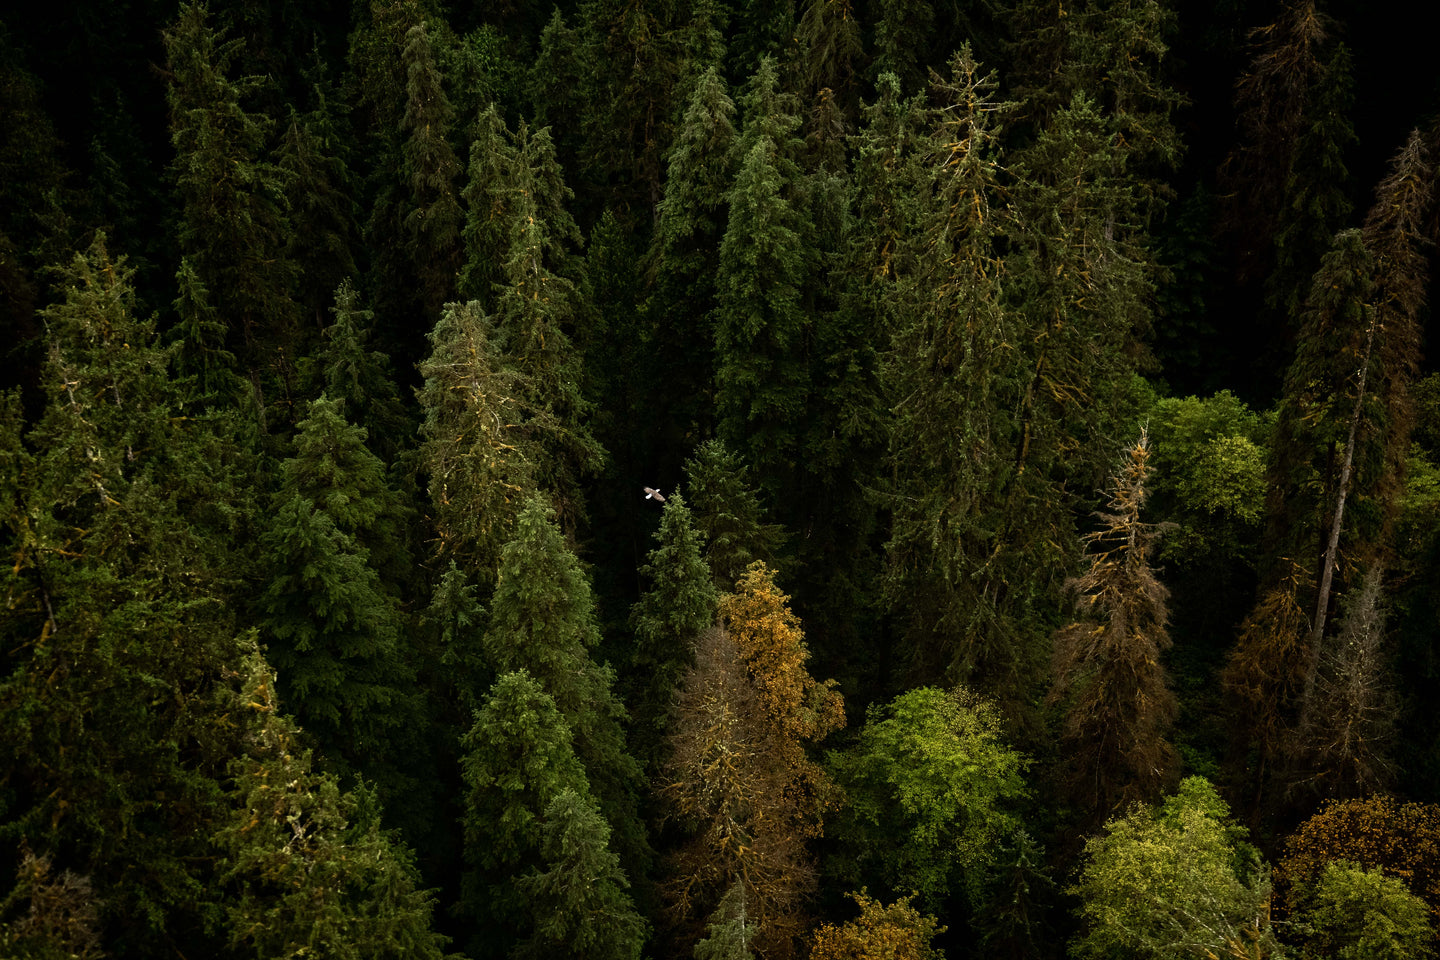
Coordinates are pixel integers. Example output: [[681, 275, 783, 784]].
[[171, 255, 244, 409], [1049, 434, 1179, 822], [458, 103, 514, 307], [459, 670, 592, 952], [165, 1, 298, 375], [401, 18, 462, 318], [484, 494, 648, 887], [710, 58, 813, 496], [319, 281, 411, 466], [629, 491, 720, 768], [277, 63, 360, 332], [693, 883, 758, 960], [882, 48, 1054, 698], [0, 236, 245, 956], [253, 395, 414, 775], [417, 299, 535, 578], [793, 0, 864, 110], [515, 788, 650, 960], [663, 564, 843, 957], [216, 649, 450, 960], [683, 439, 787, 589]]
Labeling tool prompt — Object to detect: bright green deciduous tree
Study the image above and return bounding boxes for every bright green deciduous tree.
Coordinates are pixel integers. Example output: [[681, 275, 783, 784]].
[[828, 686, 1028, 908], [1292, 860, 1435, 960], [1069, 778, 1282, 960]]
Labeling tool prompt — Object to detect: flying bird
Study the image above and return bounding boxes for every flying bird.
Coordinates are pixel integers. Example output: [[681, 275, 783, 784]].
[[643, 487, 666, 504]]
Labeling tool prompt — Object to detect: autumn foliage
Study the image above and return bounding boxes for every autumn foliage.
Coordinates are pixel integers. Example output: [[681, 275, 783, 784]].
[[807, 893, 946, 960], [1276, 796, 1440, 929], [663, 563, 844, 958]]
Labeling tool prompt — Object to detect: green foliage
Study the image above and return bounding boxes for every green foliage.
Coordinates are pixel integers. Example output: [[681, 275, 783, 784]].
[[807, 891, 947, 960], [1069, 777, 1282, 960], [1293, 860, 1435, 960], [629, 491, 719, 767], [694, 883, 759, 960], [216, 650, 450, 960], [318, 281, 411, 465], [684, 439, 787, 589], [400, 18, 462, 317], [828, 686, 1028, 908], [515, 788, 649, 960], [165, 1, 298, 374]]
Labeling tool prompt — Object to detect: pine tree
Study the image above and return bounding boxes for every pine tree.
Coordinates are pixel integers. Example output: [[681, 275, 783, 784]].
[[1049, 434, 1179, 823]]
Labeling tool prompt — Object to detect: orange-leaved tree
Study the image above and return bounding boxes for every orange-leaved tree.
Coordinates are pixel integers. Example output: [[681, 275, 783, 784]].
[[1276, 796, 1440, 929], [663, 562, 844, 959], [807, 892, 945, 960]]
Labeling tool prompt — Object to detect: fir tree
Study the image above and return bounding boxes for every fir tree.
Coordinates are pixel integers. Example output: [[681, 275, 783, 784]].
[[629, 491, 720, 769], [319, 280, 411, 467], [1048, 434, 1179, 823], [401, 18, 462, 318], [165, 1, 298, 377]]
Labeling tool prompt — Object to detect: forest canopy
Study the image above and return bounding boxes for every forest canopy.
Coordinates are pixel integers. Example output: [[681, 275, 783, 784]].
[[1, 0, 1438, 958]]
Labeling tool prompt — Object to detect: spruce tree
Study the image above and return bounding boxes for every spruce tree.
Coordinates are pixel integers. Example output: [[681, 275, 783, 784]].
[[484, 494, 648, 889], [629, 491, 720, 769], [683, 439, 787, 589], [216, 649, 450, 960], [417, 299, 535, 579], [319, 280, 411, 466], [165, 1, 298, 377], [515, 788, 650, 960], [0, 236, 244, 956], [1048, 434, 1179, 823], [253, 396, 414, 776], [400, 18, 462, 318]]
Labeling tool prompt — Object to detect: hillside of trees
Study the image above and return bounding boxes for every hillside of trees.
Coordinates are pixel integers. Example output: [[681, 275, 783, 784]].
[[2, 0, 1440, 957]]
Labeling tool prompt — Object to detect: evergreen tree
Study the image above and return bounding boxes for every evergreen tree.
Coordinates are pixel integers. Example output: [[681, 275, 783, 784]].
[[793, 0, 864, 110], [693, 883, 758, 960], [253, 396, 414, 776], [277, 61, 360, 332], [417, 299, 534, 579], [401, 18, 462, 318], [882, 48, 1054, 700], [458, 103, 513, 308], [216, 648, 451, 960], [0, 236, 245, 956], [459, 670, 592, 954], [683, 439, 787, 589], [484, 494, 648, 888], [171, 255, 244, 409], [165, 1, 298, 378], [515, 788, 650, 960], [644, 65, 738, 442], [629, 491, 720, 769], [319, 280, 411, 467], [1048, 434, 1179, 823]]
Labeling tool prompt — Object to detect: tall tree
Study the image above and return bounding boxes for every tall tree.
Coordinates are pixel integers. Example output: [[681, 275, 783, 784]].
[[400, 18, 462, 318], [1048, 434, 1179, 823], [483, 494, 648, 888], [165, 1, 298, 381], [629, 491, 720, 769], [683, 439, 787, 590], [663, 564, 843, 959], [216, 648, 451, 960]]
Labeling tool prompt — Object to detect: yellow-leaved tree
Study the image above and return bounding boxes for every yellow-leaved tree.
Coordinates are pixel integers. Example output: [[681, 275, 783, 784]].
[[663, 562, 845, 959]]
